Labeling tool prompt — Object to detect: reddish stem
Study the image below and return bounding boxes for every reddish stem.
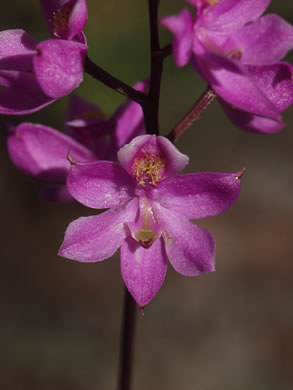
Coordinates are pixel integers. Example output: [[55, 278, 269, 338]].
[[167, 87, 217, 143]]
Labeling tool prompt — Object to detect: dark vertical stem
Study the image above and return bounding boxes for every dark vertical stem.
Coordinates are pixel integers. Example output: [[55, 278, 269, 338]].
[[143, 0, 163, 135], [118, 288, 137, 390]]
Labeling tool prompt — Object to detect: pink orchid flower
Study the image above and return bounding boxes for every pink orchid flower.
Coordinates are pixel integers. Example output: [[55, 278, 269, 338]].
[[7, 81, 147, 201], [0, 0, 88, 114], [59, 135, 243, 308], [161, 0, 293, 133]]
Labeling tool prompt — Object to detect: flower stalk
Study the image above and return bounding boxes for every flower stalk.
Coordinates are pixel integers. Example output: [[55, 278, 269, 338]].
[[167, 87, 217, 143], [118, 288, 137, 390], [84, 56, 147, 104], [142, 0, 163, 135]]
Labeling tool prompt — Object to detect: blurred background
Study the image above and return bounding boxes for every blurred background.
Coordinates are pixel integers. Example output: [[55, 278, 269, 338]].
[[1, 1, 293, 389]]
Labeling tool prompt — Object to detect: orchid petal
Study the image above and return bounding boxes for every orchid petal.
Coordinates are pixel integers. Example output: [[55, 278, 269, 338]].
[[33, 39, 87, 99], [201, 0, 271, 31], [67, 0, 88, 41], [155, 205, 215, 276], [193, 43, 281, 120], [7, 123, 94, 182], [41, 0, 87, 41], [118, 135, 189, 179], [0, 29, 37, 71], [160, 9, 193, 67], [157, 136, 189, 174], [233, 14, 293, 65], [221, 102, 285, 133], [153, 171, 242, 219], [247, 62, 293, 112], [0, 70, 55, 114], [59, 198, 138, 262], [220, 62, 293, 133], [67, 160, 135, 209], [121, 237, 167, 308]]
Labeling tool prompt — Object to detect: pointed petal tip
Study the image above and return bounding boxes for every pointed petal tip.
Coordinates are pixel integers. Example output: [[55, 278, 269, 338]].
[[67, 151, 77, 165], [236, 164, 246, 180]]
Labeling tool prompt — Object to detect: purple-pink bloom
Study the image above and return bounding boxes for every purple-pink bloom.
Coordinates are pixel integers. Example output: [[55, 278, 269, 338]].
[[59, 135, 243, 308], [0, 0, 88, 114], [161, 0, 293, 133], [221, 62, 293, 133], [7, 82, 146, 201]]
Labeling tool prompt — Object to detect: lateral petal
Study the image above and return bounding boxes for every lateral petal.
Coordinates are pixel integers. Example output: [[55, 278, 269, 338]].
[[0, 29, 37, 71], [221, 103, 285, 133], [120, 237, 167, 308], [67, 160, 135, 209], [247, 62, 293, 112], [201, 0, 271, 31], [193, 43, 281, 120], [160, 9, 194, 67], [233, 14, 293, 65], [59, 198, 138, 262], [220, 62, 293, 133], [153, 171, 242, 219], [7, 123, 94, 182], [33, 39, 87, 98], [41, 0, 87, 41], [67, 0, 88, 41], [155, 205, 215, 276], [0, 70, 55, 114]]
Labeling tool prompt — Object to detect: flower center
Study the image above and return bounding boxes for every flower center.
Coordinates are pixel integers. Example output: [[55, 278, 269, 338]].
[[132, 153, 165, 187], [131, 199, 159, 249], [135, 229, 157, 249], [51, 5, 71, 38]]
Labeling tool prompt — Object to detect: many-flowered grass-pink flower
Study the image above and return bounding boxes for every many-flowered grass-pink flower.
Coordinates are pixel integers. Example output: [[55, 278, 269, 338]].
[[0, 0, 88, 114], [161, 0, 293, 133], [59, 135, 243, 308], [7, 81, 147, 202]]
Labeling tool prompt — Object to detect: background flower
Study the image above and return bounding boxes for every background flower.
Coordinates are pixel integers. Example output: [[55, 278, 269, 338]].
[[7, 80, 146, 201], [0, 0, 88, 114], [161, 0, 293, 132]]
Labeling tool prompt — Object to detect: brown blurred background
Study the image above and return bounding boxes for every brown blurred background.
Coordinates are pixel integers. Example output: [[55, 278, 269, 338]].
[[1, 1, 293, 389]]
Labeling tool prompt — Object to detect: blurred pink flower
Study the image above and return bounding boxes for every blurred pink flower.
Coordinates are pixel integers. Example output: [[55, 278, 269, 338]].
[[161, 0, 293, 133], [7, 81, 147, 201], [0, 0, 88, 114]]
